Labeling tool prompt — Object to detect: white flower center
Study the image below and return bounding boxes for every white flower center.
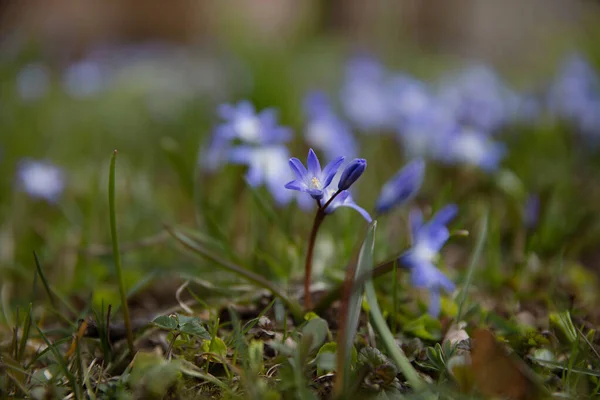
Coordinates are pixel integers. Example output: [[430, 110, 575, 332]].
[[452, 131, 487, 165], [235, 116, 261, 142], [412, 242, 437, 263]]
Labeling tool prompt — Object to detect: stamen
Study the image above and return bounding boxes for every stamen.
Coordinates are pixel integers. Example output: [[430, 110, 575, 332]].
[[311, 177, 321, 189]]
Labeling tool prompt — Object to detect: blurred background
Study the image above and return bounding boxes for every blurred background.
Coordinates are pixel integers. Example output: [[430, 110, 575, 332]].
[[1, 0, 600, 321]]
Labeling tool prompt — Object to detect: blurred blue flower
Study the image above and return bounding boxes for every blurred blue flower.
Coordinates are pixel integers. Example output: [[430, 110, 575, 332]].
[[396, 102, 457, 159], [438, 65, 516, 132], [63, 60, 106, 98], [548, 54, 600, 136], [442, 127, 506, 171], [322, 187, 372, 222], [216, 101, 292, 145], [229, 145, 297, 206], [304, 91, 357, 160], [388, 74, 432, 125], [16, 63, 50, 102], [338, 158, 367, 190], [202, 100, 293, 171], [17, 159, 65, 202], [375, 159, 425, 214], [340, 56, 392, 132], [285, 149, 344, 200], [399, 204, 458, 316]]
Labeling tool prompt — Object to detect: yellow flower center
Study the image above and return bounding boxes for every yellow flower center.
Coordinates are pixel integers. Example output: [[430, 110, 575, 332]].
[[310, 177, 322, 189]]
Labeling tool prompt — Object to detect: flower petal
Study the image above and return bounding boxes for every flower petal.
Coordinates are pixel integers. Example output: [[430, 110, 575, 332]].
[[288, 158, 308, 180], [307, 148, 322, 176], [430, 204, 458, 227], [321, 156, 345, 188], [343, 203, 373, 222], [285, 180, 305, 191]]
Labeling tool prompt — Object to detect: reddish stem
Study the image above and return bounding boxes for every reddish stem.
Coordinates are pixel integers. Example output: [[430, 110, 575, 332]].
[[303, 189, 342, 311]]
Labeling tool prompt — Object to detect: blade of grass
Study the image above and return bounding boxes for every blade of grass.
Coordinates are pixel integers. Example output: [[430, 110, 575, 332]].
[[33, 252, 79, 321], [334, 221, 376, 398], [32, 321, 81, 398], [26, 336, 71, 368], [33, 251, 56, 309], [108, 150, 135, 355], [17, 303, 32, 362], [165, 225, 304, 322], [365, 277, 424, 392], [456, 211, 488, 321]]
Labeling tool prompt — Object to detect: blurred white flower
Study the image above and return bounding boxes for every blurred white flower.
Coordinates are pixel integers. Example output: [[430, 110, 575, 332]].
[[17, 160, 65, 202]]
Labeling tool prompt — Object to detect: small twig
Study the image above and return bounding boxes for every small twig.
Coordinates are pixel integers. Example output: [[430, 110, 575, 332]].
[[176, 281, 194, 314], [167, 332, 180, 361]]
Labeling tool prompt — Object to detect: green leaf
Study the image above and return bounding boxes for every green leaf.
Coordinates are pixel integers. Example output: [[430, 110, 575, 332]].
[[549, 311, 578, 344], [152, 315, 178, 331], [201, 336, 228, 360], [177, 314, 211, 339], [301, 317, 329, 354], [248, 340, 265, 374], [130, 352, 182, 398]]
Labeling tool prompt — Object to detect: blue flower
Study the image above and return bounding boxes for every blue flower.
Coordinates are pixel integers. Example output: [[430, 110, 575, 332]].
[[396, 102, 457, 159], [338, 158, 367, 190], [216, 101, 292, 145], [285, 149, 344, 200], [228, 145, 297, 206], [202, 100, 292, 171], [340, 56, 392, 132], [442, 127, 506, 171], [547, 54, 600, 136], [399, 204, 458, 316], [17, 159, 66, 202], [438, 65, 516, 132], [375, 159, 425, 214], [322, 188, 372, 222], [387, 74, 432, 125], [304, 91, 358, 160]]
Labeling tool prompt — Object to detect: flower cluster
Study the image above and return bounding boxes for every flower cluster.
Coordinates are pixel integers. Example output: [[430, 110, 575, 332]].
[[340, 56, 510, 171], [201, 100, 317, 209]]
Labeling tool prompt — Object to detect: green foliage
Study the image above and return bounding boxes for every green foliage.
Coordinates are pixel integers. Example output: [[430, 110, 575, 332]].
[[152, 313, 211, 340]]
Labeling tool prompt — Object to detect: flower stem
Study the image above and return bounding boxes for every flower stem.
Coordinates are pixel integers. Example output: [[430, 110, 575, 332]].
[[304, 209, 324, 310], [304, 190, 343, 311]]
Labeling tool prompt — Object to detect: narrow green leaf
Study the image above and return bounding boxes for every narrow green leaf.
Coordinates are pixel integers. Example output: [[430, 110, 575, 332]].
[[335, 221, 377, 397], [456, 212, 488, 321], [17, 303, 32, 361], [32, 322, 81, 398], [108, 150, 135, 355], [33, 251, 55, 309]]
